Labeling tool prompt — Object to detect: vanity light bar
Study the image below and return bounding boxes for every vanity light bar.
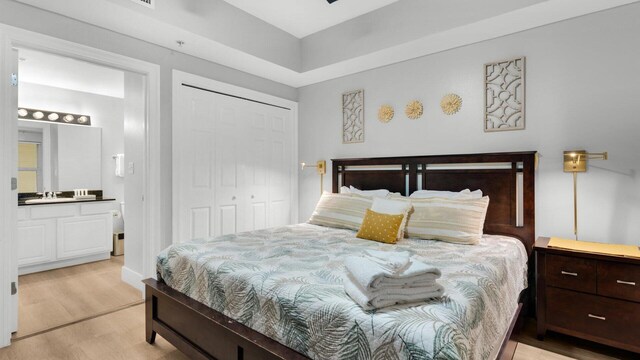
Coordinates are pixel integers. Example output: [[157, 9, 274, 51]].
[[17, 107, 91, 126]]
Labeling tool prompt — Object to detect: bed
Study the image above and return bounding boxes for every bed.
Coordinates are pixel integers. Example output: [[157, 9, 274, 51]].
[[144, 151, 537, 360]]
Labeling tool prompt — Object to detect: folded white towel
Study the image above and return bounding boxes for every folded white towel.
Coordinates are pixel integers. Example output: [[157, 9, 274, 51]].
[[344, 274, 444, 311], [362, 250, 411, 274], [344, 256, 441, 292]]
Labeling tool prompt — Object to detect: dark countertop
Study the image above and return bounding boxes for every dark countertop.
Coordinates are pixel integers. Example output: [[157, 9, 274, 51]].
[[18, 197, 116, 206]]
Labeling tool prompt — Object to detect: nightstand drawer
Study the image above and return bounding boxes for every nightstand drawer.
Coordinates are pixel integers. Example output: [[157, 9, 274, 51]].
[[598, 261, 640, 302], [546, 254, 596, 293], [547, 287, 640, 348]]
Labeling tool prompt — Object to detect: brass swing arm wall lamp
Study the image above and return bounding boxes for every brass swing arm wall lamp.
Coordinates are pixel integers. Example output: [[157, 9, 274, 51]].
[[301, 160, 327, 195], [563, 150, 608, 240]]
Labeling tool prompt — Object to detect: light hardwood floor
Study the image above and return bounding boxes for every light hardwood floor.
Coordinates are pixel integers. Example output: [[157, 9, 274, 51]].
[[0, 304, 187, 360], [14, 256, 142, 338], [515, 318, 638, 360]]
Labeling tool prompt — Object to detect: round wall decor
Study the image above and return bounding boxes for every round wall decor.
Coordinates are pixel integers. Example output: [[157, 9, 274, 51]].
[[405, 100, 423, 120], [377, 104, 394, 123], [441, 94, 463, 115]]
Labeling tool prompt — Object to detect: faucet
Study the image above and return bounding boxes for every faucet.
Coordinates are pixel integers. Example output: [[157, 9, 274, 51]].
[[36, 192, 61, 199]]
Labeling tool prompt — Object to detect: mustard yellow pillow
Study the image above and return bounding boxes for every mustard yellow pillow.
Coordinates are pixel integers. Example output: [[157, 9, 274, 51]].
[[356, 209, 405, 244]]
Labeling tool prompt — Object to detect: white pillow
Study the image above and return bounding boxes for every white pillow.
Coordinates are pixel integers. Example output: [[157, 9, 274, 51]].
[[349, 186, 389, 198], [340, 186, 351, 194], [371, 197, 412, 215], [370, 197, 413, 240], [410, 189, 482, 199], [466, 189, 483, 198]]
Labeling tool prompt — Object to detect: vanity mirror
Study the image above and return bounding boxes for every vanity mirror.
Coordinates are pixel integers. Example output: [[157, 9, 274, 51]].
[[18, 120, 102, 193]]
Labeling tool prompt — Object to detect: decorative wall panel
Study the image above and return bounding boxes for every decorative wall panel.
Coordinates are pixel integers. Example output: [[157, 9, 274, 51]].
[[342, 89, 364, 143], [485, 57, 525, 131]]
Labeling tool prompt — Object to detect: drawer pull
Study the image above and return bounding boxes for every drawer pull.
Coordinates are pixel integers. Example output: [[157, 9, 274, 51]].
[[588, 314, 606, 321], [617, 280, 636, 286], [561, 271, 578, 277]]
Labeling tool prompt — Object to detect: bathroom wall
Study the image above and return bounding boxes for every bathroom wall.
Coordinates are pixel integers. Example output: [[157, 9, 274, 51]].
[[19, 82, 125, 232], [298, 4, 640, 245]]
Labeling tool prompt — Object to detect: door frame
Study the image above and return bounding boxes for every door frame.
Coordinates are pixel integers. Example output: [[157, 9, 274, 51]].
[[0, 24, 162, 347], [171, 70, 299, 244]]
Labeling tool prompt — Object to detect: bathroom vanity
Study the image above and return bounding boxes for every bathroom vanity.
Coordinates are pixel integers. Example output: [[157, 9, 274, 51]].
[[17, 198, 115, 275]]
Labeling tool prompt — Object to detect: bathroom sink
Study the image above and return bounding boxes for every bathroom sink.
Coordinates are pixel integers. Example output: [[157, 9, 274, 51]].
[[25, 198, 78, 204]]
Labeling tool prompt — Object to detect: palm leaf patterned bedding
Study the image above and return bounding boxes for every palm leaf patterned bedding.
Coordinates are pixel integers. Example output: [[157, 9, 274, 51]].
[[157, 223, 528, 360]]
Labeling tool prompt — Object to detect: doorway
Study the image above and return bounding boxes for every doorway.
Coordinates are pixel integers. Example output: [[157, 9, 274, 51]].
[[11, 47, 145, 338], [0, 24, 162, 348]]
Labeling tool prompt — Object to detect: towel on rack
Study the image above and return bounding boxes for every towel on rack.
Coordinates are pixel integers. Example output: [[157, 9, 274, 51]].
[[114, 154, 125, 178]]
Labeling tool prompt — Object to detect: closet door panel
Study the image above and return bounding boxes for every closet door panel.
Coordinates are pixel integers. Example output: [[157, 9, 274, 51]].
[[219, 205, 237, 235], [175, 87, 215, 242], [268, 112, 292, 228], [244, 109, 269, 231], [214, 105, 242, 235]]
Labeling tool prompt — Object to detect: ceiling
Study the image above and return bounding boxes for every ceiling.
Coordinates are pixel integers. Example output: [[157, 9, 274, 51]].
[[18, 49, 125, 98], [14, 0, 640, 88], [221, 0, 399, 38]]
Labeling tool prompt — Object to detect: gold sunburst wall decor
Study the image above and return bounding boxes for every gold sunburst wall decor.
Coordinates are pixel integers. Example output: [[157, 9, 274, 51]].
[[405, 100, 423, 120], [377, 104, 394, 123], [440, 94, 463, 115]]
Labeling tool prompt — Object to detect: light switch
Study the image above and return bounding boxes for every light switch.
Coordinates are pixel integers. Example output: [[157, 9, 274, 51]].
[[128, 162, 135, 175]]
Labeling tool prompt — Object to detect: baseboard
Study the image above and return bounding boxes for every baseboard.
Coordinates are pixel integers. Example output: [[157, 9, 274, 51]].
[[121, 266, 145, 296], [18, 253, 110, 275]]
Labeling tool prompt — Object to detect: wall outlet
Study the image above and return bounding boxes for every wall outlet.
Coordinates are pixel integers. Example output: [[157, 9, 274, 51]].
[[127, 162, 135, 175]]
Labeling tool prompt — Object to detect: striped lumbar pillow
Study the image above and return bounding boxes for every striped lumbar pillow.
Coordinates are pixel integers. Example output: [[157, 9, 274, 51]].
[[405, 196, 490, 245], [308, 193, 373, 231]]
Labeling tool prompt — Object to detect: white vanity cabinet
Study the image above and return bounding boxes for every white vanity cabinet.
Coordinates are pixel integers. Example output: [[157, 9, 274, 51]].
[[17, 219, 55, 267], [17, 202, 114, 275]]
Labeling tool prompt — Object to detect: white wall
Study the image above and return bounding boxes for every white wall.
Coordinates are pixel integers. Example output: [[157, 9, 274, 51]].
[[298, 4, 640, 245], [123, 72, 145, 276], [19, 82, 125, 233]]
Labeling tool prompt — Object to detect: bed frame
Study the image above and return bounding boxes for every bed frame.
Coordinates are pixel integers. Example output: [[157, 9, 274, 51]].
[[145, 151, 537, 360]]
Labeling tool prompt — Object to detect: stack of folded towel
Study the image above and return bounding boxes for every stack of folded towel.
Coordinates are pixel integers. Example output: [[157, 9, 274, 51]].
[[344, 249, 444, 310]]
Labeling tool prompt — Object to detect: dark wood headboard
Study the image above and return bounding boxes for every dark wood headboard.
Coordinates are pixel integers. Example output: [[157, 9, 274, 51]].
[[332, 152, 537, 254]]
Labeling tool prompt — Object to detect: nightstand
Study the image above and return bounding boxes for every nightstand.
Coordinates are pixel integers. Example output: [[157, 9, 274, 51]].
[[535, 237, 640, 353]]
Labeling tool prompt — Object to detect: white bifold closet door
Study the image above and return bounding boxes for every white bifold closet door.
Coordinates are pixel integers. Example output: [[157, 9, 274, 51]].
[[175, 85, 294, 243]]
